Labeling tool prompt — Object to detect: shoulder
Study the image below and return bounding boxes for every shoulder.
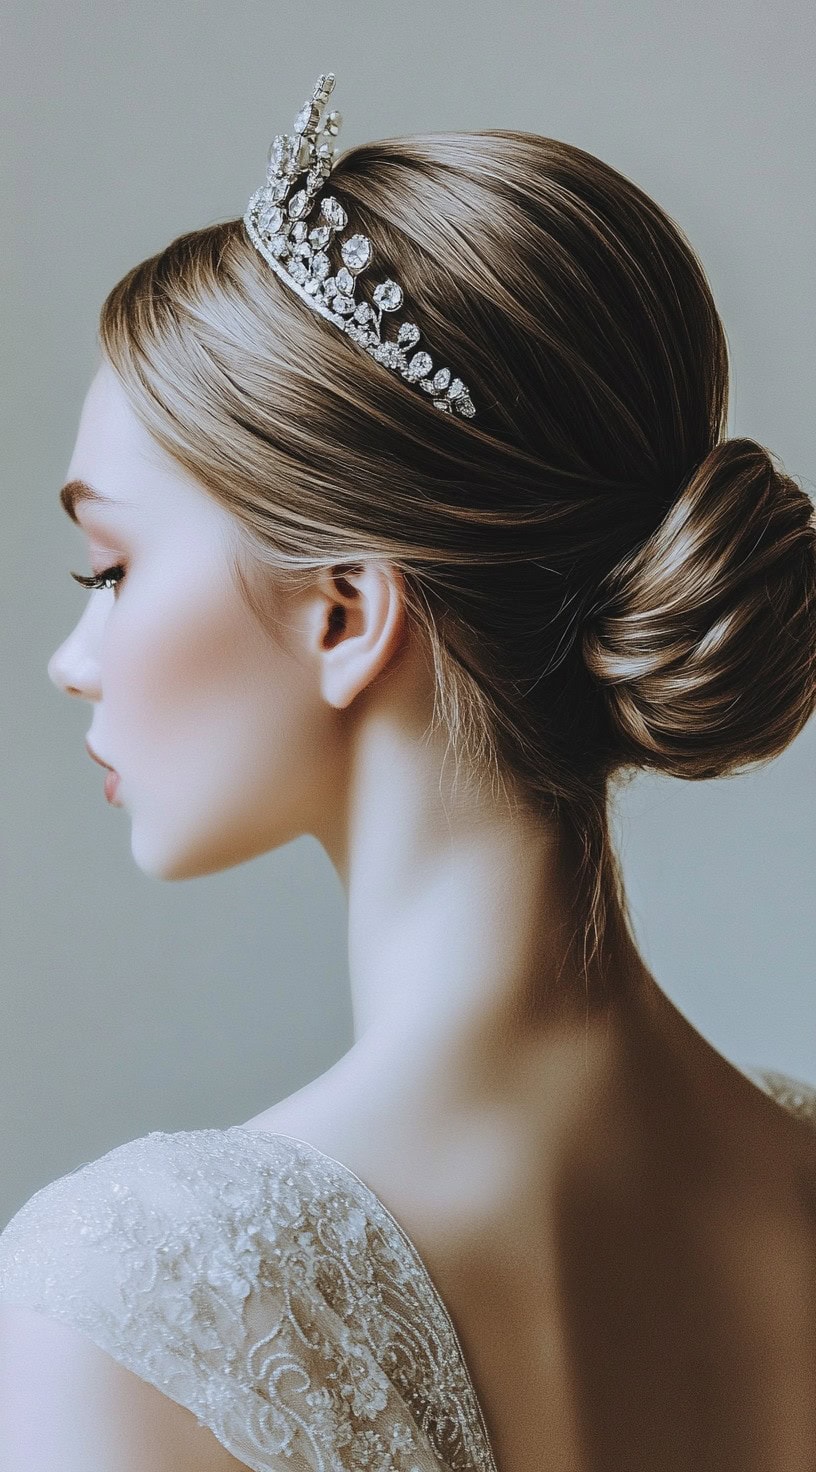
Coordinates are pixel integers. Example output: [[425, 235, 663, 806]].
[[740, 1066, 816, 1212], [0, 1124, 490, 1472], [0, 1128, 281, 1333], [0, 1127, 312, 1471], [0, 1126, 446, 1472], [0, 1300, 249, 1470], [0, 1124, 325, 1352], [741, 1065, 816, 1130]]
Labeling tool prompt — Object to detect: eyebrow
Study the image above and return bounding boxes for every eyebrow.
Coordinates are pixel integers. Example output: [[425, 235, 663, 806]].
[[59, 479, 119, 524]]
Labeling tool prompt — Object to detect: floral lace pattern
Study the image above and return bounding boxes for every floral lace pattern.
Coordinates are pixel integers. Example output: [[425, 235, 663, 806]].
[[0, 1068, 812, 1470], [0, 1125, 498, 1471]]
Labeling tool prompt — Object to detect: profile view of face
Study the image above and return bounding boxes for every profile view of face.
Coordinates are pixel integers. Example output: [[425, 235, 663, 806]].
[[47, 362, 342, 881]]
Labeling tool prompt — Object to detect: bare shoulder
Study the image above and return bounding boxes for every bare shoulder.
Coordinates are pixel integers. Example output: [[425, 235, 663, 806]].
[[0, 1303, 251, 1472], [741, 1065, 816, 1150], [748, 1068, 816, 1128], [738, 1066, 816, 1224]]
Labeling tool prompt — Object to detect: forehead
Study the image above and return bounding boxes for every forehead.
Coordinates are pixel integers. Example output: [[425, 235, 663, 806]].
[[62, 363, 230, 536], [68, 363, 161, 479]]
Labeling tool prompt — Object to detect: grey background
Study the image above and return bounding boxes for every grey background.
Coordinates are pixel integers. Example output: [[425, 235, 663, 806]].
[[1, 0, 814, 1225]]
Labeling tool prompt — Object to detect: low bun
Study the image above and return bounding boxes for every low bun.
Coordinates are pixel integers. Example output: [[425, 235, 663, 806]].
[[582, 439, 816, 779], [98, 124, 816, 981]]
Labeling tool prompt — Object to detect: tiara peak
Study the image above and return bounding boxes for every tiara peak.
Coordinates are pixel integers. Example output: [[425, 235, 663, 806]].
[[243, 72, 476, 419]]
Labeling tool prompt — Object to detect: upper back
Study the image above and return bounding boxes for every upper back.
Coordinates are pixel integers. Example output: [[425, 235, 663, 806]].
[[447, 1065, 816, 1472], [0, 1066, 814, 1472], [238, 1062, 816, 1472]]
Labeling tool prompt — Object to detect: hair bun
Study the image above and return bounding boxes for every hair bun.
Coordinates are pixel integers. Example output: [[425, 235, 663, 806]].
[[582, 438, 816, 779]]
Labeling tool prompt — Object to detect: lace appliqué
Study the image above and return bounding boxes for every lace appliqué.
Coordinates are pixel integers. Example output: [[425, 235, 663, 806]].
[[1, 1071, 811, 1470], [747, 1067, 816, 1128], [0, 1127, 498, 1472]]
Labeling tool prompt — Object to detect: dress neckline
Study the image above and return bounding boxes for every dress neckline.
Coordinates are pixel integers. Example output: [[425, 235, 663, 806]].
[[228, 1073, 816, 1472], [230, 1124, 501, 1472]]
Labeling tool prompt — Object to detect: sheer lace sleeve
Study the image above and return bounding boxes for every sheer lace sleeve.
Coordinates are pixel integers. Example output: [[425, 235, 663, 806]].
[[0, 1128, 494, 1472]]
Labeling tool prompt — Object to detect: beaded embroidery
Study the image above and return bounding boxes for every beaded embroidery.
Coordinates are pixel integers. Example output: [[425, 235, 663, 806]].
[[0, 1069, 812, 1469], [0, 1126, 498, 1472]]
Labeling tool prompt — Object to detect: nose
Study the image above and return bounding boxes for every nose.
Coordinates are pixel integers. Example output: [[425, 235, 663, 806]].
[[47, 630, 101, 700]]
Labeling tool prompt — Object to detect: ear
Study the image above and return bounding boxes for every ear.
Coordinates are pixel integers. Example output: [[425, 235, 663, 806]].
[[312, 561, 408, 710]]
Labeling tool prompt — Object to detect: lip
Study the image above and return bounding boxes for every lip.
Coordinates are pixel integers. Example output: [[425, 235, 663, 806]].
[[86, 737, 123, 807], [104, 769, 122, 805], [85, 736, 115, 772]]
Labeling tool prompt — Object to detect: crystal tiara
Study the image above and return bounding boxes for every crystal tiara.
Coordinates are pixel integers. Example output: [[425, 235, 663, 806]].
[[243, 72, 476, 419]]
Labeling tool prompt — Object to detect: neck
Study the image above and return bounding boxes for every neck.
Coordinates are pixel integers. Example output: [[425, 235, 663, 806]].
[[315, 708, 656, 1132]]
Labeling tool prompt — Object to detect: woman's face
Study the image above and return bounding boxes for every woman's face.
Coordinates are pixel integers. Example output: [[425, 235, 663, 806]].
[[48, 361, 343, 880]]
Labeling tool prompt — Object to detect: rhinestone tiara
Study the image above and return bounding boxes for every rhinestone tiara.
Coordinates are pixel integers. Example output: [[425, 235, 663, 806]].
[[243, 72, 476, 419]]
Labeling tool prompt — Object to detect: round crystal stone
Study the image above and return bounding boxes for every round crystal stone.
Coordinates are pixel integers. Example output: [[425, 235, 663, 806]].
[[333, 293, 356, 316], [354, 302, 372, 323], [269, 233, 289, 258], [341, 233, 371, 272], [373, 280, 403, 312], [398, 322, 421, 348]]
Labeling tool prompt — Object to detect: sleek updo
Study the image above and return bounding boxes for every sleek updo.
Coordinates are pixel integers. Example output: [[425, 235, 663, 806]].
[[98, 128, 816, 985]]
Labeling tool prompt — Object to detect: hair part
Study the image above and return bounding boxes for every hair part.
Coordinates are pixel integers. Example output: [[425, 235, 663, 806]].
[[97, 127, 816, 997]]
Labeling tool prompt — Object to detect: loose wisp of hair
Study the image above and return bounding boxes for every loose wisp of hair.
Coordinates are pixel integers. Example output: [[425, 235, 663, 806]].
[[96, 127, 816, 996]]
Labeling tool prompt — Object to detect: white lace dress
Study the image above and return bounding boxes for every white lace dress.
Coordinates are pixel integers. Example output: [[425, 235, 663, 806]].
[[0, 1067, 813, 1471]]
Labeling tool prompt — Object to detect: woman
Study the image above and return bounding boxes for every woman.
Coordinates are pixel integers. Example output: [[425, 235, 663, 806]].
[[1, 71, 814, 1472]]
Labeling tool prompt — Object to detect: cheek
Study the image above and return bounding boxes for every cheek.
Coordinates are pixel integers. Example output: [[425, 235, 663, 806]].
[[106, 577, 328, 817]]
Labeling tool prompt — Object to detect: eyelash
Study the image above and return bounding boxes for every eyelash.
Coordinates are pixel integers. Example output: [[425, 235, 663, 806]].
[[70, 563, 126, 594]]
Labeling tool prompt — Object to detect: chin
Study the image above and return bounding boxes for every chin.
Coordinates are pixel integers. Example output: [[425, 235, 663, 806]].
[[128, 813, 303, 881]]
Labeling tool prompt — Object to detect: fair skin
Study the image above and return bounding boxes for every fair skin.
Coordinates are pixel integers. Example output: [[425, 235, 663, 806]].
[[2, 358, 814, 1471]]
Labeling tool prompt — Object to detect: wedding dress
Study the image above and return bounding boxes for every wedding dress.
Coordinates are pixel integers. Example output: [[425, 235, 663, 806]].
[[0, 1066, 813, 1471]]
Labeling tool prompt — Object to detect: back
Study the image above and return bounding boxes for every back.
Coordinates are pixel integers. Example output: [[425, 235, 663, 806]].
[[389, 1064, 816, 1472], [0, 1066, 814, 1471]]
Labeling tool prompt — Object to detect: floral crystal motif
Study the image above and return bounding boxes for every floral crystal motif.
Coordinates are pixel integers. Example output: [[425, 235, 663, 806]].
[[243, 72, 476, 419]]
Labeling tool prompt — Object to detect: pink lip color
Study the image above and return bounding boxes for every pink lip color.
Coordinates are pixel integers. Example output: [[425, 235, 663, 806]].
[[104, 770, 122, 805]]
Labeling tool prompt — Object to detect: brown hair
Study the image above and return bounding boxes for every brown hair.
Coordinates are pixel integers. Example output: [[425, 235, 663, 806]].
[[97, 129, 816, 991]]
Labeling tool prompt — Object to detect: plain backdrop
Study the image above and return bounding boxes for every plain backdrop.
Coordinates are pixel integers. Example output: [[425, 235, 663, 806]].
[[1, 0, 814, 1225]]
